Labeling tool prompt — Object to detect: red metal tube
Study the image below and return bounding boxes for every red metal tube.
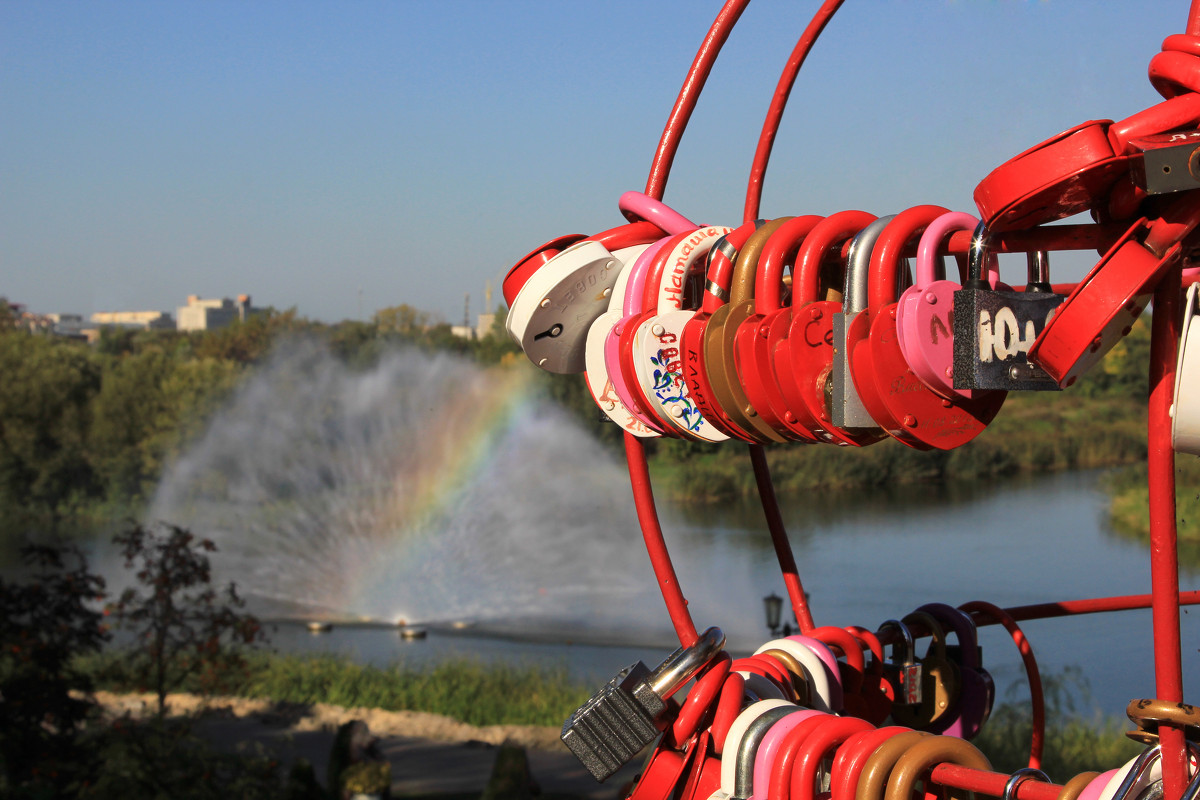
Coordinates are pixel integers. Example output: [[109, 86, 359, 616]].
[[624, 433, 698, 647], [749, 444, 816, 633], [1148, 261, 1187, 799], [929, 764, 1061, 800]]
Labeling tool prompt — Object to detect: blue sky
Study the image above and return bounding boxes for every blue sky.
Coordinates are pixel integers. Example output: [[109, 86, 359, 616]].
[[0, 1, 1187, 325]]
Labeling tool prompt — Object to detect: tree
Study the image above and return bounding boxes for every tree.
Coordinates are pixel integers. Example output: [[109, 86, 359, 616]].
[[110, 523, 265, 716], [0, 543, 108, 795], [373, 304, 431, 339]]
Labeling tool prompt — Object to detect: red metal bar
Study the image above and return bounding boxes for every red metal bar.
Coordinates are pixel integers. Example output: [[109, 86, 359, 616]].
[[1148, 262, 1188, 799], [624, 433, 699, 647], [748, 444, 816, 633], [929, 764, 1061, 800], [1188, 0, 1200, 37], [945, 222, 1128, 255]]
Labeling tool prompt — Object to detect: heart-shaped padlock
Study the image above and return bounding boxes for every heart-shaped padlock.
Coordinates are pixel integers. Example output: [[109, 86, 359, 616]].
[[896, 211, 997, 401], [916, 602, 994, 740], [850, 207, 1004, 450], [890, 611, 961, 731], [632, 225, 734, 440], [704, 218, 794, 444], [681, 220, 766, 442], [778, 210, 882, 446], [734, 214, 827, 442]]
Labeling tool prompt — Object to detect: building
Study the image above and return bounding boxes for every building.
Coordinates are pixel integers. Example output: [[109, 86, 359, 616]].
[[90, 310, 175, 330], [176, 294, 258, 331]]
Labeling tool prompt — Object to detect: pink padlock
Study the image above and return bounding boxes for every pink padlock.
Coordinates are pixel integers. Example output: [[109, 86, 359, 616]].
[[896, 211, 994, 401]]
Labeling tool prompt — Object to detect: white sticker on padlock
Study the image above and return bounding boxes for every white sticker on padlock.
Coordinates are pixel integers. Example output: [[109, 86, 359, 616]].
[[506, 239, 623, 374], [633, 226, 732, 441]]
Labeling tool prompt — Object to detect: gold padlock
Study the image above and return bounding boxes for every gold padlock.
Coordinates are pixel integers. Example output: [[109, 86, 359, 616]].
[[890, 611, 961, 730]]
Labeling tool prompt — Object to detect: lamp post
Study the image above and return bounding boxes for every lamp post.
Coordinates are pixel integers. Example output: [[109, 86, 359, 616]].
[[763, 592, 783, 636]]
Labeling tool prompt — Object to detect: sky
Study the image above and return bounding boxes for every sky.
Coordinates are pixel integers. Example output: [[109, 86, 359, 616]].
[[0, 1, 1190, 326]]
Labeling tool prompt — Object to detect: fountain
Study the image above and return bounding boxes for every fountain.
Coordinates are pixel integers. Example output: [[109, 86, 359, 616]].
[[144, 339, 661, 635]]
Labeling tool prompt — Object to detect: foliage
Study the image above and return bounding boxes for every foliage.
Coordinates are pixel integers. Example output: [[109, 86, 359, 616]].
[[1104, 457, 1200, 568], [0, 542, 109, 797], [110, 523, 265, 716]]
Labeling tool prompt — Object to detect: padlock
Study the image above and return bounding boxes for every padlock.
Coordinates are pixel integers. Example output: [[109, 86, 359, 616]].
[[681, 221, 767, 442], [890, 611, 961, 731], [561, 626, 725, 782], [1172, 283, 1200, 455], [877, 619, 921, 707], [626, 736, 696, 800], [854, 730, 933, 800], [778, 210, 883, 446], [716, 700, 798, 800], [758, 648, 813, 706], [828, 727, 915, 800], [751, 708, 828, 800], [831, 215, 893, 436], [851, 207, 1004, 450], [845, 625, 896, 725], [735, 214, 827, 442], [704, 217, 794, 444], [787, 715, 875, 800], [1027, 193, 1200, 388], [632, 225, 734, 440], [1097, 745, 1168, 800], [916, 602, 994, 740], [761, 712, 840, 800], [602, 237, 677, 434], [951, 222, 1064, 392], [729, 704, 806, 800], [755, 636, 843, 714], [584, 240, 660, 437], [999, 768, 1053, 800], [899, 211, 1003, 399], [882, 735, 992, 800]]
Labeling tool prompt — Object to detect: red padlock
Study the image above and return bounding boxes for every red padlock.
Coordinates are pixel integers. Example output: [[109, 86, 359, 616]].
[[703, 217, 793, 444], [1028, 193, 1200, 387], [735, 214, 827, 442], [851, 206, 1004, 451], [778, 210, 884, 447], [680, 221, 765, 442]]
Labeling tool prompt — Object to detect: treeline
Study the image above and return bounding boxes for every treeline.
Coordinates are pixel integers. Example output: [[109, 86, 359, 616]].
[[0, 300, 522, 529]]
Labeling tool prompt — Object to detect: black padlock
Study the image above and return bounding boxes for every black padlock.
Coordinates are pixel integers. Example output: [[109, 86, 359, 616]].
[[952, 222, 1065, 391], [560, 626, 725, 782]]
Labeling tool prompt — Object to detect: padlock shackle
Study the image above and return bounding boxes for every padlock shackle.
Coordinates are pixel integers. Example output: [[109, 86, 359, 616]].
[[618, 190, 698, 237], [1026, 250, 1053, 293], [882, 736, 992, 800], [877, 618, 916, 664], [645, 226, 734, 312], [590, 220, 671, 253], [503, 233, 587, 307], [915, 211, 980, 290], [648, 626, 726, 700], [917, 602, 981, 669], [621, 237, 673, 317], [844, 215, 895, 314], [702, 220, 762, 313], [730, 217, 793, 306], [640, 230, 693, 310], [795, 210, 877, 308], [868, 205, 950, 309], [755, 215, 826, 311]]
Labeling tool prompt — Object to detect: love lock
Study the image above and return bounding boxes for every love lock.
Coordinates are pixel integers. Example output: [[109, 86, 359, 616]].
[[831, 215, 893, 438], [878, 618, 922, 708], [779, 210, 883, 446], [1027, 192, 1200, 388], [681, 221, 765, 442], [952, 222, 1065, 392], [851, 206, 1004, 450], [561, 626, 725, 782], [735, 214, 827, 442], [899, 212, 1015, 400], [585, 240, 660, 438], [632, 225, 733, 440], [704, 217, 793, 444], [916, 602, 994, 740], [890, 611, 961, 731], [1173, 284, 1200, 455]]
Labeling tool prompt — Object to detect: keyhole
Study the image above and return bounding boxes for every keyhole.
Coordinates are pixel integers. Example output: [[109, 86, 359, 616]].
[[533, 323, 563, 341], [1163, 165, 1172, 174]]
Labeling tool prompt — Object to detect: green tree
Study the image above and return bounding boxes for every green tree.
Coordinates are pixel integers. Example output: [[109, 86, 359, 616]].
[[0, 333, 103, 519], [111, 523, 265, 717], [373, 303, 430, 339]]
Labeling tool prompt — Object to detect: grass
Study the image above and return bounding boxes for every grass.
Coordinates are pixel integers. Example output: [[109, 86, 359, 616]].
[[1104, 457, 1200, 569], [80, 648, 1147, 783]]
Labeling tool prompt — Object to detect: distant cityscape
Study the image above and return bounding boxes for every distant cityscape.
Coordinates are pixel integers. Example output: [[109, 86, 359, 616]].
[[9, 293, 498, 342]]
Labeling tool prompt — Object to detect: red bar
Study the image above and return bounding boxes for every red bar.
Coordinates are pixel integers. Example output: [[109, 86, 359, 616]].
[[945, 222, 1127, 255], [930, 764, 1061, 800], [1148, 262, 1188, 799], [749, 444, 815, 632]]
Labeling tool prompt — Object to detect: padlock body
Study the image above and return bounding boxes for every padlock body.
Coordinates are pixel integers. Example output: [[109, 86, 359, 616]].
[[952, 288, 1064, 391]]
